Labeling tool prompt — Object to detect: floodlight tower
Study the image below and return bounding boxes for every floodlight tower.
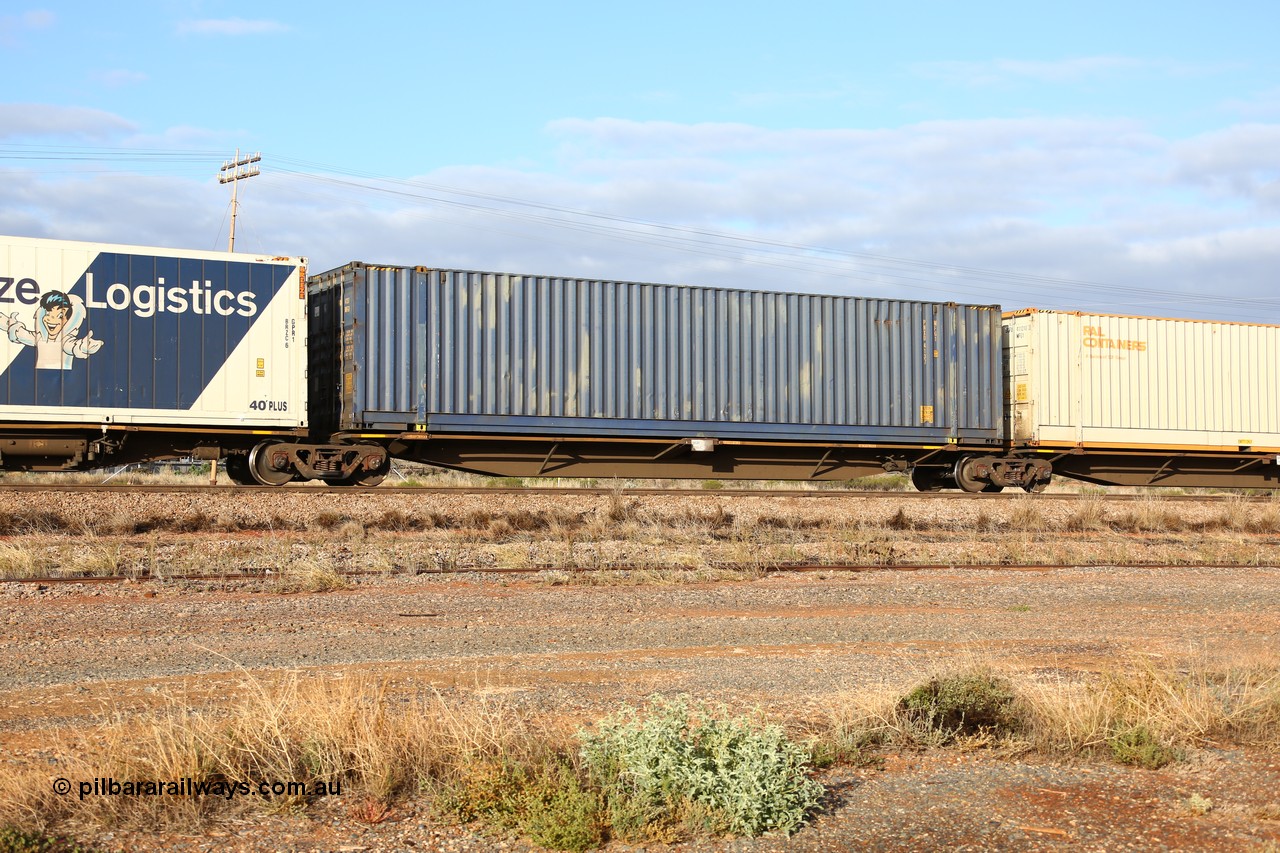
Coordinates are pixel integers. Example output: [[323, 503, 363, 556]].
[[218, 149, 261, 252]]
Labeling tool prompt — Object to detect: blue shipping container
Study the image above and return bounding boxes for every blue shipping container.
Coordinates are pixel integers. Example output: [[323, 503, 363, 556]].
[[308, 264, 1003, 445]]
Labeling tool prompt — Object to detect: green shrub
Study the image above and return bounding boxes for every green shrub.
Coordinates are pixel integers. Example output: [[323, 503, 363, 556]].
[[578, 696, 823, 841], [518, 762, 606, 853], [898, 672, 1020, 740], [1107, 725, 1181, 769]]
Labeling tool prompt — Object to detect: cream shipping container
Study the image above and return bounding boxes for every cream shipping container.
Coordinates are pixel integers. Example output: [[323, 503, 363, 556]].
[[1004, 309, 1280, 487]]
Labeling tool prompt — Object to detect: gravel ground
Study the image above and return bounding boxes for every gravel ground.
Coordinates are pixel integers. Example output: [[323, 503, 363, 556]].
[[2, 489, 1279, 851]]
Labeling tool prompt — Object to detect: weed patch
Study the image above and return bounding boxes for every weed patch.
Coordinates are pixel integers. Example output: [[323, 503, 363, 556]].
[[438, 758, 605, 853], [0, 826, 100, 852], [1107, 725, 1181, 769]]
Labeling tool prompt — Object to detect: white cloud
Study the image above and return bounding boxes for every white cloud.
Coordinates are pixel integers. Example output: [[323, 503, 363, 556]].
[[176, 18, 289, 36], [1, 170, 228, 249], [1173, 123, 1280, 203], [0, 103, 135, 139], [4, 114, 1278, 323]]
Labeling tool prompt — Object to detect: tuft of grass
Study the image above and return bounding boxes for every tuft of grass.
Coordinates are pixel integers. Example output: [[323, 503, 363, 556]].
[[309, 511, 350, 531], [0, 675, 546, 833], [1253, 803, 1280, 821], [603, 488, 639, 524], [68, 544, 126, 577], [886, 507, 916, 531], [274, 559, 350, 593], [336, 520, 366, 540], [1007, 497, 1046, 532], [1113, 497, 1184, 533], [486, 477, 527, 488], [670, 505, 735, 533], [372, 509, 425, 532], [0, 543, 44, 579], [1065, 496, 1108, 531], [0, 510, 78, 536], [171, 512, 216, 533]]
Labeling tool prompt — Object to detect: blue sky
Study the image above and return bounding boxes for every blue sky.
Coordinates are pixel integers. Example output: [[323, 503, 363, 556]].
[[3, 1, 1278, 321]]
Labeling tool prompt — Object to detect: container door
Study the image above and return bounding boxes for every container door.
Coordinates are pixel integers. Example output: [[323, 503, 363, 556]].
[[1004, 315, 1037, 442]]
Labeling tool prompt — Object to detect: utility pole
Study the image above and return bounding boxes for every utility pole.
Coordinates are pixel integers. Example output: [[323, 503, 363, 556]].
[[218, 149, 261, 252]]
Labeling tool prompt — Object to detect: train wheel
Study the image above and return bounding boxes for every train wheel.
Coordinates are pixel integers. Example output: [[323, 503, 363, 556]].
[[910, 466, 946, 492], [224, 454, 256, 485], [954, 457, 990, 494], [248, 442, 294, 486], [357, 469, 387, 487]]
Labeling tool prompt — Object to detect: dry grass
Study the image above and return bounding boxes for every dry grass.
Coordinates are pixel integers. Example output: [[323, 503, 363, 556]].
[[0, 542, 44, 578], [1006, 497, 1047, 532], [0, 673, 555, 834], [808, 652, 1280, 769], [273, 559, 351, 593], [1112, 496, 1186, 532], [1065, 495, 1109, 531], [1027, 654, 1280, 753]]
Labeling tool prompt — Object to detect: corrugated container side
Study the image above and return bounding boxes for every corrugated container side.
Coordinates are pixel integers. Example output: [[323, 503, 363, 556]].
[[309, 264, 1004, 444], [0, 235, 307, 427], [1005, 310, 1280, 451]]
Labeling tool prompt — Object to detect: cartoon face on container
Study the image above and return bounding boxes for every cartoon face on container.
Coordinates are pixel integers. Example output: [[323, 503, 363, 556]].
[[4, 290, 104, 370], [40, 292, 73, 338]]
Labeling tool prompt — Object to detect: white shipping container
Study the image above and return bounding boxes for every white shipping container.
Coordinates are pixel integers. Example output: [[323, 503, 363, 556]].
[[0, 235, 308, 428], [1004, 309, 1280, 452]]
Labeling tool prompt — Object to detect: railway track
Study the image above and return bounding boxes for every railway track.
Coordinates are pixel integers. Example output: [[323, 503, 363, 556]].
[[0, 483, 1272, 501], [5, 561, 1274, 586]]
